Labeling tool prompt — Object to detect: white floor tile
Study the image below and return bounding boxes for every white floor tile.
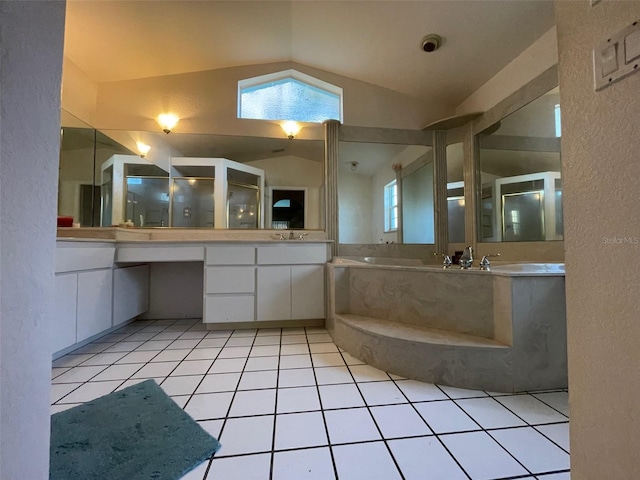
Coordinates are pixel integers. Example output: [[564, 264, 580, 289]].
[[441, 431, 529, 480], [277, 386, 321, 413], [308, 342, 339, 353], [244, 356, 279, 372], [370, 404, 432, 438], [340, 351, 366, 365], [151, 331, 182, 341], [197, 338, 228, 348], [314, 366, 354, 385], [207, 453, 271, 480], [273, 447, 336, 480], [168, 339, 200, 350], [280, 344, 309, 355], [90, 363, 145, 381], [217, 346, 251, 359], [388, 437, 468, 480], [196, 373, 242, 394], [171, 359, 214, 376], [279, 354, 312, 369], [223, 336, 254, 346], [57, 380, 122, 404], [230, 329, 257, 337], [206, 330, 233, 338], [51, 367, 71, 380], [349, 364, 390, 382], [533, 391, 570, 417], [281, 334, 308, 344], [311, 352, 345, 367], [250, 345, 281, 357], [229, 389, 276, 416], [537, 472, 571, 479], [185, 348, 222, 361], [52, 353, 95, 368], [217, 416, 274, 456], [80, 352, 128, 366], [306, 333, 333, 343], [115, 350, 160, 364], [395, 380, 449, 402], [117, 377, 165, 391], [490, 426, 570, 473], [496, 394, 568, 424], [125, 332, 157, 342], [151, 349, 191, 362], [456, 397, 527, 429], [72, 343, 113, 354], [170, 395, 191, 408], [179, 460, 209, 480], [51, 382, 82, 403], [52, 365, 108, 383], [319, 383, 365, 409], [198, 419, 224, 439], [104, 341, 144, 352], [184, 392, 234, 420], [275, 411, 328, 449], [238, 370, 278, 390], [324, 407, 381, 444], [257, 328, 281, 336], [209, 358, 246, 374], [359, 381, 407, 405], [333, 442, 402, 480], [179, 330, 208, 340], [536, 422, 570, 452], [414, 400, 481, 433], [160, 375, 204, 396], [131, 361, 179, 378], [282, 327, 305, 335], [439, 384, 489, 399], [278, 368, 316, 387], [253, 335, 281, 346]]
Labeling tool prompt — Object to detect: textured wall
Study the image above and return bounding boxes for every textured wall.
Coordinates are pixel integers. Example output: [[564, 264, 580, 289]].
[[0, 1, 66, 478], [555, 1, 640, 478]]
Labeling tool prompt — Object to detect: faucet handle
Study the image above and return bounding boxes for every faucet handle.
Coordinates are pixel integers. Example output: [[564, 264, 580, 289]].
[[434, 252, 452, 268], [274, 233, 286, 240], [297, 233, 309, 240], [479, 253, 500, 270]]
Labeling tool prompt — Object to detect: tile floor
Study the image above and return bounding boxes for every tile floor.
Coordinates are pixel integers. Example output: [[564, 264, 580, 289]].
[[51, 319, 570, 480]]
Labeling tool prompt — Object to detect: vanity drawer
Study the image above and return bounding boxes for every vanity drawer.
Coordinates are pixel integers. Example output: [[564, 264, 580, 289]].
[[206, 246, 255, 265], [205, 295, 255, 323], [257, 244, 328, 265], [206, 266, 255, 294]]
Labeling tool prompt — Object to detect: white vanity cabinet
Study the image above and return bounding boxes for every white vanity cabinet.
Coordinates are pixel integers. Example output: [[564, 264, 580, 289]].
[[203, 242, 329, 325], [204, 245, 256, 323], [256, 244, 328, 322]]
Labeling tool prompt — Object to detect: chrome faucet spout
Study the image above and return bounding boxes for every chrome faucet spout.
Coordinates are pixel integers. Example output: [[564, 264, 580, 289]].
[[459, 245, 473, 269]]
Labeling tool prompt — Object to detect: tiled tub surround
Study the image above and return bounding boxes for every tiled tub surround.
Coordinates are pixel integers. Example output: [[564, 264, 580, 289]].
[[327, 260, 567, 393], [51, 319, 570, 480]]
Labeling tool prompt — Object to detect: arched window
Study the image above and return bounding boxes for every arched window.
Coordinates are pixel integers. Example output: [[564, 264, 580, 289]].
[[238, 69, 342, 123]]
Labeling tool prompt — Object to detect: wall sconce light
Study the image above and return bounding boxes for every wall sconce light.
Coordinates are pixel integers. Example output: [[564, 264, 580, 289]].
[[136, 141, 151, 158], [157, 113, 179, 134], [281, 121, 301, 140], [350, 161, 359, 171]]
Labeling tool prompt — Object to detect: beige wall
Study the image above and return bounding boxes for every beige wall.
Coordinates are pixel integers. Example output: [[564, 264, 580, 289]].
[[555, 1, 640, 478], [66, 61, 450, 136]]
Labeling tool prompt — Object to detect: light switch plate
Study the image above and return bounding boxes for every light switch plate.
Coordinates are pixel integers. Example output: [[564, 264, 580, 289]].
[[594, 20, 640, 91]]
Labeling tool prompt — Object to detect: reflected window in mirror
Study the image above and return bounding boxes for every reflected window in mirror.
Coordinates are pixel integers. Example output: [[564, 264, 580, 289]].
[[338, 142, 431, 244], [384, 180, 398, 232], [477, 87, 562, 242], [446, 142, 465, 244]]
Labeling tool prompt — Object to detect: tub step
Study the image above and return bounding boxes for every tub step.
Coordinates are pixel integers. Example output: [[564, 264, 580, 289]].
[[337, 314, 508, 349]]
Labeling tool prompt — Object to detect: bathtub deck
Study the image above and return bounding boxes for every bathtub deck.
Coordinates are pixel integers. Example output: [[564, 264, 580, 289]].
[[339, 314, 508, 349]]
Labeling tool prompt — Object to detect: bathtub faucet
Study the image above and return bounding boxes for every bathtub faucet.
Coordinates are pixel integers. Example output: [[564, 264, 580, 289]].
[[434, 252, 452, 269], [479, 253, 500, 271], [459, 246, 473, 269]]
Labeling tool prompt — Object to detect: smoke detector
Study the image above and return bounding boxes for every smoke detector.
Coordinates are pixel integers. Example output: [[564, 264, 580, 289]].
[[421, 34, 442, 53]]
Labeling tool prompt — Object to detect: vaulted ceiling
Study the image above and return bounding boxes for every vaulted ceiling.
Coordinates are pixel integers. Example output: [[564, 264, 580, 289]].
[[64, 0, 555, 109]]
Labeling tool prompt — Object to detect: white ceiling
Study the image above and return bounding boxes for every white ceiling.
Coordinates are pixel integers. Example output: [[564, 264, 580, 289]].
[[64, 0, 555, 108]]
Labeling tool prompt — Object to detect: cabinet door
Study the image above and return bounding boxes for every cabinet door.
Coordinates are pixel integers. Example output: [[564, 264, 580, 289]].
[[205, 295, 255, 323], [256, 266, 291, 321], [113, 265, 149, 327], [291, 265, 325, 319], [77, 269, 113, 342], [52, 273, 78, 353]]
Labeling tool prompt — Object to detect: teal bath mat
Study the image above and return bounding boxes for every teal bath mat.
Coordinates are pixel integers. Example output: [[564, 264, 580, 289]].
[[50, 379, 220, 480]]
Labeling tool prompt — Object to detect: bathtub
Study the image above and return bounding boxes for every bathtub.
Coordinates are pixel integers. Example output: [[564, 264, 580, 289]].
[[332, 256, 565, 276], [327, 256, 567, 392]]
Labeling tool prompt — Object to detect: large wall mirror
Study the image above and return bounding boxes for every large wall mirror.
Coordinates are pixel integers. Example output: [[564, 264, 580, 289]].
[[337, 141, 433, 244], [477, 87, 562, 242], [59, 111, 324, 229], [446, 142, 465, 244]]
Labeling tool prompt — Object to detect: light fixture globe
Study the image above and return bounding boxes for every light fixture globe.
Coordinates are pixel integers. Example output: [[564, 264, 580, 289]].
[[281, 121, 301, 140], [157, 113, 179, 134]]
